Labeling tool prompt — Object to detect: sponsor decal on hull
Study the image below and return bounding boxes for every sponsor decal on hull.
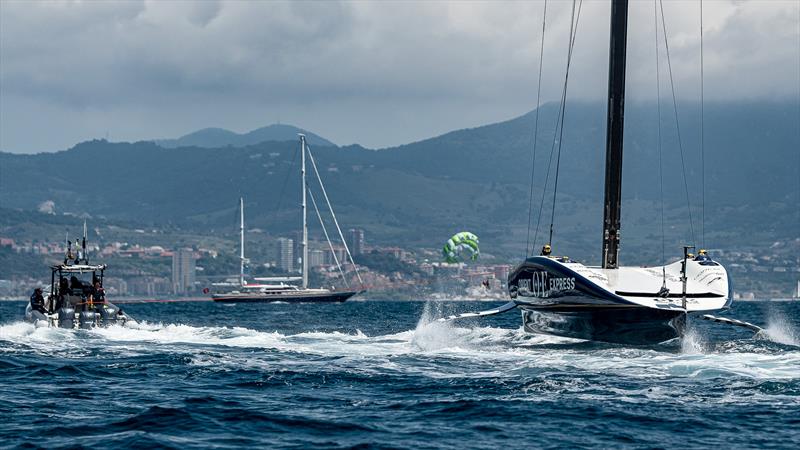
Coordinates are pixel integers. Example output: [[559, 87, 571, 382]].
[[517, 270, 576, 298]]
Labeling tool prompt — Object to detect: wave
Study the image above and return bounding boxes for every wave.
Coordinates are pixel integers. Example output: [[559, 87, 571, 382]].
[[2, 312, 799, 382]]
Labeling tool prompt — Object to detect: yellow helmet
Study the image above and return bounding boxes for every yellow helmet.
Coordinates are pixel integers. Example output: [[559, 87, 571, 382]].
[[699, 249, 707, 255]]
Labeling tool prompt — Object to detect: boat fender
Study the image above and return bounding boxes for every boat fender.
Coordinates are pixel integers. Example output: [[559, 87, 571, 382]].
[[57, 307, 76, 329]]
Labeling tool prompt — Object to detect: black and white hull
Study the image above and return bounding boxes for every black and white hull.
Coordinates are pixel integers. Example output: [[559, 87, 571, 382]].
[[508, 256, 732, 345], [212, 286, 359, 304]]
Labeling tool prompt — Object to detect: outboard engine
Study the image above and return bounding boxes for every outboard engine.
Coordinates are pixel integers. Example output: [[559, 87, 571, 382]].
[[98, 305, 118, 326], [79, 310, 97, 329], [57, 306, 76, 329]]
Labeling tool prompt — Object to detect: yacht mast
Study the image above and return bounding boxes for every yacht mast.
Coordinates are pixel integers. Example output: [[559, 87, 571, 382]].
[[239, 197, 245, 287], [602, 0, 629, 269], [300, 134, 309, 289], [82, 220, 88, 263]]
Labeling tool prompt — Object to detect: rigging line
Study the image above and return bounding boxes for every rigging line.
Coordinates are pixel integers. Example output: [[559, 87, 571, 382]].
[[531, 7, 572, 251], [306, 144, 364, 287], [525, 0, 548, 258], [659, 0, 696, 246], [273, 141, 300, 216], [655, 0, 665, 266], [532, 0, 580, 250], [548, 0, 583, 247], [700, 0, 705, 250], [530, 102, 561, 251], [307, 185, 350, 288]]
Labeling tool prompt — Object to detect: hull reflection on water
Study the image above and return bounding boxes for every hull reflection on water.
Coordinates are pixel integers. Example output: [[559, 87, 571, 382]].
[[521, 306, 686, 345]]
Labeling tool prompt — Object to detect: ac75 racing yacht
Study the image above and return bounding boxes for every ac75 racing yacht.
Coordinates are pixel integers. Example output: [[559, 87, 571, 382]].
[[441, 0, 736, 345]]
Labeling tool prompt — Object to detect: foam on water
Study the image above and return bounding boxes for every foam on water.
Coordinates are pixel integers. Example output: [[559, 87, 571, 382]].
[[681, 323, 709, 354], [2, 306, 800, 382], [762, 310, 800, 346]]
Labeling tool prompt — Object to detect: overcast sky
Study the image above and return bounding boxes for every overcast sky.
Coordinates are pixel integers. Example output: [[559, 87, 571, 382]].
[[1, 0, 798, 153]]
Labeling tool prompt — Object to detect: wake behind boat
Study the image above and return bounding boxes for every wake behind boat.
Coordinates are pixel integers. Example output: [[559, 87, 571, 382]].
[[211, 135, 363, 304]]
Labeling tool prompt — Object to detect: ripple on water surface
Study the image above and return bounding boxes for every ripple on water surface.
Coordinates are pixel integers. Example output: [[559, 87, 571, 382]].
[[1, 300, 799, 448]]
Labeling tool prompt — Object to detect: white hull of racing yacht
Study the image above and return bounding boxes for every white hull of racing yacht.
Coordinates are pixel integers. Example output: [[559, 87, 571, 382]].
[[508, 256, 732, 345]]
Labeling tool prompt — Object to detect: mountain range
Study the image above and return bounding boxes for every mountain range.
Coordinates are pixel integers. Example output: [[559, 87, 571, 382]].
[[155, 124, 335, 148], [1, 100, 797, 265]]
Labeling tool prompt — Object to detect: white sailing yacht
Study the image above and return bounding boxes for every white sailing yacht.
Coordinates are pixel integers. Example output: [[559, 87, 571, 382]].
[[211, 135, 363, 303]]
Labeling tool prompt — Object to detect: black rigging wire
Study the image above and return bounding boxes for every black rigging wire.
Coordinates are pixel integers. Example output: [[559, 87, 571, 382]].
[[548, 0, 583, 248], [525, 0, 548, 258], [655, 0, 666, 267], [532, 0, 582, 252], [700, 0, 706, 250], [273, 141, 300, 216], [659, 0, 696, 246]]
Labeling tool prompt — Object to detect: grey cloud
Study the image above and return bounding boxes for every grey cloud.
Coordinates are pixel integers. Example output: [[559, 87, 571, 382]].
[[1, 0, 798, 152]]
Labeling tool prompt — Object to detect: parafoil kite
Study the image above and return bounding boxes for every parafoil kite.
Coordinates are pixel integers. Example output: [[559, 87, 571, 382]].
[[443, 232, 480, 263]]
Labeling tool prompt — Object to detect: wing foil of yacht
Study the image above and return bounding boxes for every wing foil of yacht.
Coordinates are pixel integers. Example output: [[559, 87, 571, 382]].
[[436, 301, 518, 322], [435, 301, 765, 339], [702, 314, 763, 333]]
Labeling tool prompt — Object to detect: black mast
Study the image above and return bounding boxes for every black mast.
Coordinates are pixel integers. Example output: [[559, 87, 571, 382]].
[[602, 0, 629, 269]]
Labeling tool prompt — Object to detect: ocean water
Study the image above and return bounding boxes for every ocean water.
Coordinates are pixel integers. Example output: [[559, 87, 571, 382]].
[[1, 299, 799, 449]]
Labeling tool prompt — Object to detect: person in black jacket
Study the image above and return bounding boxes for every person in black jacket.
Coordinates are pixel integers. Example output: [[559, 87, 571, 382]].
[[69, 276, 83, 294], [91, 281, 105, 304], [30, 288, 46, 314]]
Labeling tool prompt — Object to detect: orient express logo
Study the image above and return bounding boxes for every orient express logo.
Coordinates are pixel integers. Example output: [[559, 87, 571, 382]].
[[518, 271, 575, 298]]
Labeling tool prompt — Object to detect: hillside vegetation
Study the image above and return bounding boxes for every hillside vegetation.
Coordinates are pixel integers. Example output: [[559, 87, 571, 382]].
[[1, 101, 797, 266]]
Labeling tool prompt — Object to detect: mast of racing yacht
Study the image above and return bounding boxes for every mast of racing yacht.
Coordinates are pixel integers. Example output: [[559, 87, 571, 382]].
[[300, 134, 309, 289], [601, 0, 629, 269], [239, 197, 245, 287]]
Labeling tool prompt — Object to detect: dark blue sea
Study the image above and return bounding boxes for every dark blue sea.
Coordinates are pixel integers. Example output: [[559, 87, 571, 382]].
[[1, 299, 799, 449]]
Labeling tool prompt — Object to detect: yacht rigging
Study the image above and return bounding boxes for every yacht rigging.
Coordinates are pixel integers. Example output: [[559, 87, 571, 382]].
[[211, 135, 363, 303]]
